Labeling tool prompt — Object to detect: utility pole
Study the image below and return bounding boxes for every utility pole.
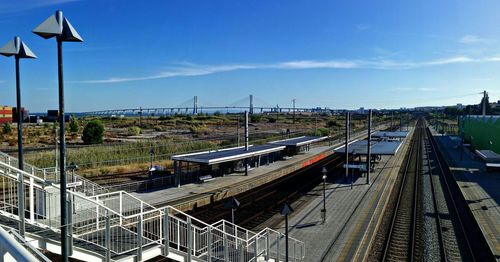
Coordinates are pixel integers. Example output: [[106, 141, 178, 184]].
[[345, 111, 350, 180], [249, 94, 253, 114], [292, 99, 296, 124], [237, 115, 240, 147], [244, 111, 249, 176], [391, 111, 393, 130], [139, 107, 143, 127], [367, 109, 372, 184], [193, 96, 198, 115], [482, 90, 487, 116]]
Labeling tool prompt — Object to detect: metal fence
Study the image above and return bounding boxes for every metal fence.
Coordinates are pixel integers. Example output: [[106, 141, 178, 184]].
[[0, 159, 305, 261], [0, 150, 107, 196]]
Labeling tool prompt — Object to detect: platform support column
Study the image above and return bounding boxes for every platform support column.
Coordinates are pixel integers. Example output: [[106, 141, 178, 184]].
[[245, 111, 249, 176], [207, 226, 212, 262], [187, 217, 192, 262], [367, 109, 372, 185], [265, 228, 270, 260], [173, 161, 180, 188], [68, 198, 73, 256], [105, 209, 111, 262], [163, 207, 170, 256], [224, 233, 229, 261], [137, 213, 143, 261], [276, 234, 280, 262], [345, 112, 350, 180], [29, 176, 34, 222]]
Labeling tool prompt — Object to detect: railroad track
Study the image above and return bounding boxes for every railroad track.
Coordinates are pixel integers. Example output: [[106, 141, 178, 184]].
[[424, 125, 495, 261], [382, 119, 423, 262], [187, 153, 347, 229]]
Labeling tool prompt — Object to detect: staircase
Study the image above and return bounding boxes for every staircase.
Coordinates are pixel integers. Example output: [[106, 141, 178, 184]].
[[0, 151, 305, 261]]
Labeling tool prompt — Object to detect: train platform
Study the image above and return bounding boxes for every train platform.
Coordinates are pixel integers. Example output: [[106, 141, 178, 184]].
[[432, 133, 500, 260], [132, 129, 377, 211], [268, 127, 413, 261]]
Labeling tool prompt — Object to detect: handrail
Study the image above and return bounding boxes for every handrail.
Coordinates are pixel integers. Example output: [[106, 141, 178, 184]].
[[0, 226, 46, 262]]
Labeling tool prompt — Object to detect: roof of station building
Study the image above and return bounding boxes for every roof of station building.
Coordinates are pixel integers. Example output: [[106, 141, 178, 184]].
[[171, 144, 285, 165], [269, 136, 328, 147], [333, 140, 403, 155], [372, 131, 409, 138]]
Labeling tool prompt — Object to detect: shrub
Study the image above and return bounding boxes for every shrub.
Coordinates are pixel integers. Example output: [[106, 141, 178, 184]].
[[69, 115, 79, 133], [316, 128, 331, 136], [326, 120, 339, 128], [82, 120, 104, 144], [2, 123, 12, 135], [127, 126, 142, 136], [251, 114, 262, 123]]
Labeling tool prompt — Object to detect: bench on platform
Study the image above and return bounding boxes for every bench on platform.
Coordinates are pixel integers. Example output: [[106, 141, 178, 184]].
[[199, 175, 215, 183]]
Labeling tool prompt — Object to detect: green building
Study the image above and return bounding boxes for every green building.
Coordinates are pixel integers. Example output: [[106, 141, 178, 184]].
[[461, 115, 500, 154]]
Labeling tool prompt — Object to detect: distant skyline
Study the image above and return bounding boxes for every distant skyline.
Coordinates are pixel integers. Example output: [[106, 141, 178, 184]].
[[0, 0, 499, 112]]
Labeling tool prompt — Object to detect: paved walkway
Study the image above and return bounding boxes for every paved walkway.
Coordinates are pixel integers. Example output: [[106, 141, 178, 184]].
[[271, 128, 412, 261], [433, 132, 500, 260]]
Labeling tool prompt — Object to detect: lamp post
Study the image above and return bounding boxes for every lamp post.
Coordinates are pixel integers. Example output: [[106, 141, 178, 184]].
[[33, 10, 83, 261], [68, 162, 78, 183], [280, 202, 293, 262], [149, 147, 155, 176], [321, 167, 327, 223], [224, 197, 240, 225], [351, 150, 356, 190], [0, 36, 36, 237]]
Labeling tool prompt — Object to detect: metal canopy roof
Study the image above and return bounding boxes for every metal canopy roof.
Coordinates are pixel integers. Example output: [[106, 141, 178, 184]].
[[475, 150, 500, 163], [334, 140, 402, 155], [269, 136, 328, 147], [372, 131, 409, 138], [171, 144, 285, 165]]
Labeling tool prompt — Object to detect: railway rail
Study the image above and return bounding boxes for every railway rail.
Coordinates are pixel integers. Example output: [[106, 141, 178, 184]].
[[381, 119, 423, 262], [187, 153, 349, 229], [424, 125, 495, 261], [374, 118, 495, 261]]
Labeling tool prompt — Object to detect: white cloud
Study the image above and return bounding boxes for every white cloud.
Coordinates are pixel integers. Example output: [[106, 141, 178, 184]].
[[356, 24, 372, 31], [0, 0, 80, 14], [459, 35, 489, 44], [73, 55, 500, 84]]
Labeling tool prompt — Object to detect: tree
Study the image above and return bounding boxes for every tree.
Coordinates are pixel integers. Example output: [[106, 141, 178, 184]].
[[82, 120, 104, 144], [2, 123, 12, 135], [69, 114, 79, 133]]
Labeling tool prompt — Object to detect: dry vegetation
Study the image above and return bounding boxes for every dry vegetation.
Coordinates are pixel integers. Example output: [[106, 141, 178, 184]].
[[0, 112, 391, 177]]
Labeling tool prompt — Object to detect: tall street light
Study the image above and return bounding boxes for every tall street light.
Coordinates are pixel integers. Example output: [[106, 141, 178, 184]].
[[0, 36, 36, 237], [33, 10, 83, 261], [224, 197, 240, 225], [280, 202, 294, 262], [321, 167, 327, 223], [149, 147, 155, 176]]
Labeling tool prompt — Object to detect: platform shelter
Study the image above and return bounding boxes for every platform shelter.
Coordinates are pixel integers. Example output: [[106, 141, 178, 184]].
[[171, 144, 285, 185], [269, 135, 329, 155]]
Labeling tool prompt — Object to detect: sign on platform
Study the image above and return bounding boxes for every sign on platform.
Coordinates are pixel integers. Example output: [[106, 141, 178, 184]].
[[343, 164, 367, 171], [67, 181, 83, 188]]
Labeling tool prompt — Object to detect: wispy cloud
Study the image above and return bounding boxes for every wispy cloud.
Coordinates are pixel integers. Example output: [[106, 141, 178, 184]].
[[0, 0, 80, 14], [73, 55, 500, 84], [356, 23, 372, 31], [459, 35, 490, 44]]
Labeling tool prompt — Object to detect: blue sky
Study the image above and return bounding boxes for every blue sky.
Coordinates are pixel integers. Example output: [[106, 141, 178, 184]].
[[0, 0, 499, 112]]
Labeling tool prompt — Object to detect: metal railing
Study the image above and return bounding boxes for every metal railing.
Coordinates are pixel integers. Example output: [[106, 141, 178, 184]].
[[0, 150, 107, 196], [0, 159, 305, 261], [0, 226, 51, 262]]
